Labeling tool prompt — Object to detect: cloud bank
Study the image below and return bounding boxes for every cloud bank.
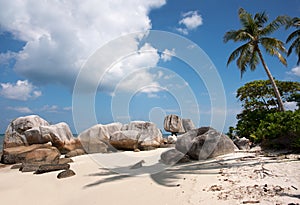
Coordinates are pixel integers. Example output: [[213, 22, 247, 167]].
[[0, 0, 166, 93], [0, 80, 42, 100]]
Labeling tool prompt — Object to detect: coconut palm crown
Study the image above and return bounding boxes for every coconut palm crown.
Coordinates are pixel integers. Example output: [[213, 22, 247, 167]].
[[224, 8, 287, 111], [286, 17, 300, 65]]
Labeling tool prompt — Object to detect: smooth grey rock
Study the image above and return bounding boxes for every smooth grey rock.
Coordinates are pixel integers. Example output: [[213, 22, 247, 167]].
[[176, 127, 237, 160], [181, 119, 195, 132], [160, 149, 190, 165], [78, 123, 122, 153]]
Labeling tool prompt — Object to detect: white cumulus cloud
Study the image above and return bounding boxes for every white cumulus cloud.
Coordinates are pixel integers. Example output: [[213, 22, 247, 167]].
[[7, 106, 33, 113], [0, 0, 166, 92], [177, 11, 203, 35], [0, 80, 42, 100], [291, 66, 300, 77], [161, 48, 176, 62]]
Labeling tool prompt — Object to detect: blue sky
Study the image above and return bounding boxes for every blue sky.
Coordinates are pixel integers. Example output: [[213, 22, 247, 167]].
[[0, 0, 299, 134]]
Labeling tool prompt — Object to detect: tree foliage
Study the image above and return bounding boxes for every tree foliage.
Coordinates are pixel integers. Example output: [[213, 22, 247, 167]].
[[224, 8, 287, 111], [237, 80, 300, 111], [286, 17, 300, 65], [231, 80, 300, 145]]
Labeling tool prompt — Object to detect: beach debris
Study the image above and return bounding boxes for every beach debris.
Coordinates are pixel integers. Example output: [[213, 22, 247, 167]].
[[253, 161, 272, 179], [57, 169, 76, 179], [130, 160, 145, 169], [291, 185, 298, 190], [209, 185, 223, 191], [242, 200, 260, 204]]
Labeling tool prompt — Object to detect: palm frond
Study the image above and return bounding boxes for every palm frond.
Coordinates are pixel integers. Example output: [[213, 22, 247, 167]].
[[254, 11, 268, 28], [285, 17, 300, 29], [286, 29, 300, 43], [226, 43, 250, 66], [261, 38, 287, 66], [249, 50, 260, 71], [224, 30, 253, 42], [260, 16, 288, 36], [287, 37, 300, 55]]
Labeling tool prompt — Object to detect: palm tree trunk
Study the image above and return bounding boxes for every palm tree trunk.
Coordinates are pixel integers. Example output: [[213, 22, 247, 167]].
[[257, 49, 285, 111]]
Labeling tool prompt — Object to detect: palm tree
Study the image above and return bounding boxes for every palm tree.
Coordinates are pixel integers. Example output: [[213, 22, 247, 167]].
[[224, 8, 287, 111], [286, 17, 300, 65]]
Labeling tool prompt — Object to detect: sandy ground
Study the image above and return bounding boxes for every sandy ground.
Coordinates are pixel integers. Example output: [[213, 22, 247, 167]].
[[0, 148, 299, 205]]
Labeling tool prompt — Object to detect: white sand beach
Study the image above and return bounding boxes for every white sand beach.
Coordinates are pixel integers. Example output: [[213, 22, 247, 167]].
[[0, 149, 299, 205]]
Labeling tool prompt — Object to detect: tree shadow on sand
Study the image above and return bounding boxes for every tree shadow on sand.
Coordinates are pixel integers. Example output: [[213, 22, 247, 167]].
[[83, 153, 299, 189]]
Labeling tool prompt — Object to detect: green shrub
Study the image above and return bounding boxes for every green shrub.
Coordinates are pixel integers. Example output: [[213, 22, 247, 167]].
[[254, 110, 300, 150]]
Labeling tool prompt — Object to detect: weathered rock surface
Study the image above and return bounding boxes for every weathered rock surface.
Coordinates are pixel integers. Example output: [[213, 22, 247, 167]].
[[65, 149, 86, 158], [34, 163, 70, 174], [1, 144, 60, 164], [3, 115, 49, 149], [167, 135, 177, 144], [233, 137, 251, 150], [20, 163, 40, 172], [57, 169, 76, 179], [181, 119, 195, 132], [39, 122, 79, 153], [160, 149, 190, 165], [78, 123, 122, 153], [176, 127, 238, 160], [164, 115, 183, 133], [110, 130, 140, 150], [3, 115, 80, 155], [122, 121, 163, 150], [58, 158, 73, 164]]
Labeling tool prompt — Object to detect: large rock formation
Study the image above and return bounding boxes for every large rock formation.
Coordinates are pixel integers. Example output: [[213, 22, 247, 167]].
[[3, 115, 81, 154], [164, 115, 183, 133], [160, 149, 190, 165], [175, 127, 238, 160], [110, 130, 140, 150], [181, 119, 195, 132], [39, 122, 79, 153], [1, 144, 60, 164], [3, 115, 49, 149], [121, 121, 163, 150], [78, 123, 122, 153]]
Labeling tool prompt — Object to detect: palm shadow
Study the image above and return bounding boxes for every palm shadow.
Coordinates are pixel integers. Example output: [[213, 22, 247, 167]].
[[83, 152, 299, 189]]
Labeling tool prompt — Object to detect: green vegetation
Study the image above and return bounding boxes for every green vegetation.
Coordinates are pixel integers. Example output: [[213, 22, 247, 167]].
[[228, 80, 300, 150], [224, 8, 288, 111], [286, 17, 300, 65], [224, 8, 300, 151]]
